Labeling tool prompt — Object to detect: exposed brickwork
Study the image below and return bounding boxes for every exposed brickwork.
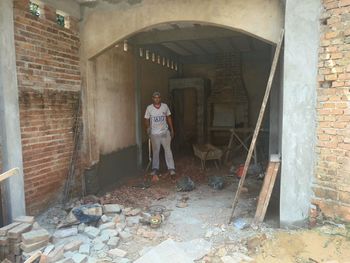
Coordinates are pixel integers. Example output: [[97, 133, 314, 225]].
[[314, 0, 350, 221], [13, 0, 82, 214]]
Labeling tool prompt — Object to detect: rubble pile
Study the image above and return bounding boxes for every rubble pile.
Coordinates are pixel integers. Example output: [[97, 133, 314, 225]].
[[0, 202, 170, 263], [0, 216, 49, 262]]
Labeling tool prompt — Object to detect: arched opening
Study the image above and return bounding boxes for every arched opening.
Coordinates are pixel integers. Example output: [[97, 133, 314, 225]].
[[86, 21, 282, 230]]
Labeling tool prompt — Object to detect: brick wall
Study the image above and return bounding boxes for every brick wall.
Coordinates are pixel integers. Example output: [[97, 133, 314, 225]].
[[313, 0, 350, 221], [13, 0, 82, 214]]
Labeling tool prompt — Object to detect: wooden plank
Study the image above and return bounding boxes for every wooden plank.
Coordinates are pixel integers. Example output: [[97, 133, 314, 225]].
[[254, 161, 280, 223], [0, 168, 19, 182], [24, 251, 42, 263], [227, 29, 284, 223]]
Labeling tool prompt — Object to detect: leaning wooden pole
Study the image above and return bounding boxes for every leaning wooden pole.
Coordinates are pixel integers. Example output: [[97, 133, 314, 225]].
[[228, 29, 284, 223]]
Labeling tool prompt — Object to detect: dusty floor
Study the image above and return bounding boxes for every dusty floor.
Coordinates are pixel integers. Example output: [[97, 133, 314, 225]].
[[253, 225, 350, 263], [34, 155, 350, 262]]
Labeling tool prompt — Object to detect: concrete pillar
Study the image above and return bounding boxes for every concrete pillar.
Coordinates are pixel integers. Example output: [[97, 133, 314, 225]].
[[0, 0, 26, 222], [280, 0, 320, 226]]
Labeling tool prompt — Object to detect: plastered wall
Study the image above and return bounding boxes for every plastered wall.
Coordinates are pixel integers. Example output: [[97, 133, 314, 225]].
[[95, 46, 136, 155]]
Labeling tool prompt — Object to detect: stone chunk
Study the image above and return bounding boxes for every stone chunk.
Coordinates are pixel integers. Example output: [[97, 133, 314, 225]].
[[119, 231, 133, 242], [127, 208, 141, 216], [99, 222, 115, 231], [0, 222, 21, 236], [92, 241, 107, 251], [103, 204, 121, 214], [94, 233, 109, 244], [100, 215, 109, 223], [108, 248, 127, 258], [22, 228, 50, 244], [57, 258, 74, 263], [20, 239, 49, 253], [72, 253, 88, 263], [84, 226, 100, 239], [54, 227, 78, 239], [0, 236, 8, 245], [14, 216, 35, 224], [107, 237, 120, 248], [79, 243, 90, 255], [47, 244, 65, 262], [101, 229, 118, 238], [7, 223, 32, 239], [64, 240, 83, 252], [126, 216, 140, 227], [43, 244, 55, 255]]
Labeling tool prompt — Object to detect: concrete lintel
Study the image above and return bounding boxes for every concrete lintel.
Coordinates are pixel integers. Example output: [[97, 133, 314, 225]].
[[280, 0, 320, 227], [0, 0, 26, 222], [130, 26, 240, 45]]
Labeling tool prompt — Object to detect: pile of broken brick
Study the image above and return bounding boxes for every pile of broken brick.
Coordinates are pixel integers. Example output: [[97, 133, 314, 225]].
[[0, 215, 49, 263], [0, 203, 157, 263]]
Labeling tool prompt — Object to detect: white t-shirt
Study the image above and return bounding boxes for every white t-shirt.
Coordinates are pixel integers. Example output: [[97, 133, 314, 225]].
[[144, 103, 171, 135]]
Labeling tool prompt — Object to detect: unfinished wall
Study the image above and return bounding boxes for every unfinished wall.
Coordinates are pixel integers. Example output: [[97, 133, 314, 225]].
[[95, 46, 135, 155], [242, 51, 271, 126], [13, 0, 81, 214], [313, 0, 350, 221], [182, 51, 271, 126]]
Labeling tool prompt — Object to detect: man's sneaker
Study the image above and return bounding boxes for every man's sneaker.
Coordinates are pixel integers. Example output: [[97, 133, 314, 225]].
[[151, 169, 159, 176], [169, 169, 176, 180]]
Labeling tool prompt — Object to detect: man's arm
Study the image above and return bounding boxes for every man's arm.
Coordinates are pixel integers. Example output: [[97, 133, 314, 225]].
[[167, 115, 174, 139], [144, 118, 151, 136]]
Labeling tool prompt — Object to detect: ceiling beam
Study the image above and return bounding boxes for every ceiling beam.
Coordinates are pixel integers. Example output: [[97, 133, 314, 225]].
[[129, 26, 239, 45]]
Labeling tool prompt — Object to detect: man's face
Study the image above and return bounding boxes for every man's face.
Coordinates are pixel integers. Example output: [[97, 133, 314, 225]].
[[152, 95, 161, 105]]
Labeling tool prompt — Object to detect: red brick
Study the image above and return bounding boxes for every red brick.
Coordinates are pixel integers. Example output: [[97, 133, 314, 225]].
[[13, 2, 81, 215]]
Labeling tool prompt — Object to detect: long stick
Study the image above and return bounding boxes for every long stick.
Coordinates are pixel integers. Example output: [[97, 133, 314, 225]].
[[228, 29, 284, 223], [0, 168, 19, 182]]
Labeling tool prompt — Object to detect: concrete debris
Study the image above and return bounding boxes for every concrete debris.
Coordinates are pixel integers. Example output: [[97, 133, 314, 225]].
[[177, 238, 212, 261], [84, 226, 100, 239], [134, 239, 193, 263], [47, 244, 65, 262], [103, 204, 122, 214], [108, 248, 127, 258], [79, 243, 90, 255], [54, 227, 78, 239], [14, 216, 35, 225], [99, 222, 115, 231], [64, 240, 83, 252], [119, 231, 133, 242], [71, 253, 88, 263], [0, 222, 21, 236], [107, 237, 120, 248], [100, 215, 109, 223]]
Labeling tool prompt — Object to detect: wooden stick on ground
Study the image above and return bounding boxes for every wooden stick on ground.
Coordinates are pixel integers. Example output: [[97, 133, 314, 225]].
[[24, 251, 42, 263], [254, 156, 280, 223], [227, 29, 284, 223]]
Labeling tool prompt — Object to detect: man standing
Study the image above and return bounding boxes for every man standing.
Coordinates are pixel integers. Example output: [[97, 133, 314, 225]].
[[144, 91, 176, 178]]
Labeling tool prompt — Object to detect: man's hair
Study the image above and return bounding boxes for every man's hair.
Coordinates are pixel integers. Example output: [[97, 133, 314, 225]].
[[152, 91, 161, 97]]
